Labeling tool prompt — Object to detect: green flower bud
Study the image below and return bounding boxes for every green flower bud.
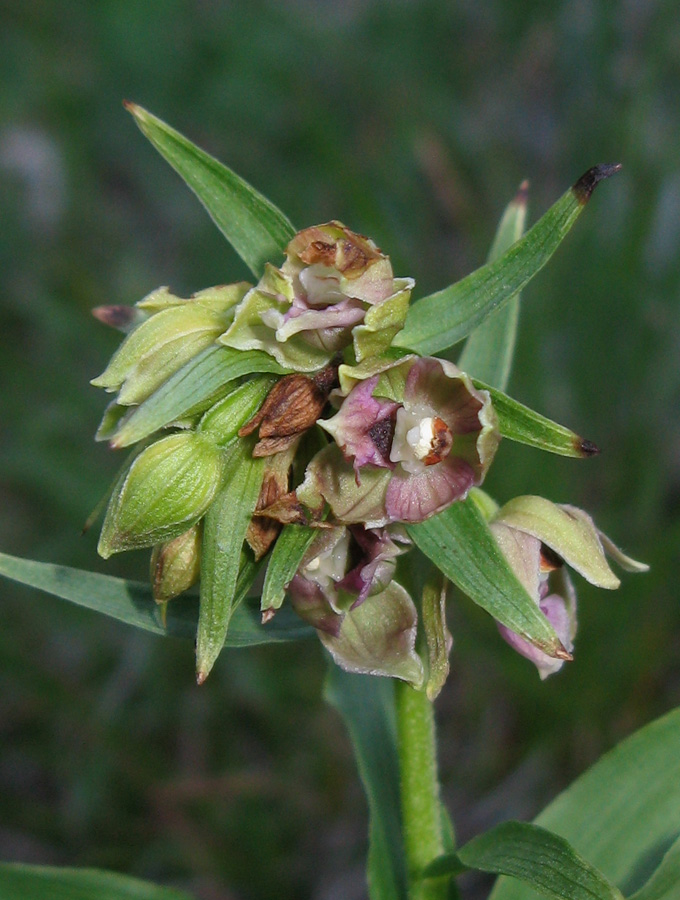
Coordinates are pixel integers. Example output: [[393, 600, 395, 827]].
[[150, 523, 202, 603], [98, 432, 223, 558], [91, 284, 250, 406]]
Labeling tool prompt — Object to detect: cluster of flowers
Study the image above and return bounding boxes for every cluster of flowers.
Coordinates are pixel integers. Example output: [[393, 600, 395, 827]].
[[93, 223, 644, 685]]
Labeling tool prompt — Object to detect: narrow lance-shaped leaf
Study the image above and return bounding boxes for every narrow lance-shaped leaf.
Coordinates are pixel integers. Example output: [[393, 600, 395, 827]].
[[0, 862, 194, 900], [111, 345, 288, 449], [458, 181, 528, 390], [395, 165, 621, 356], [325, 667, 408, 900], [260, 524, 317, 613], [424, 822, 623, 900], [407, 496, 567, 659], [125, 103, 296, 276], [474, 380, 600, 459], [489, 707, 680, 900], [196, 439, 265, 682], [0, 550, 313, 646], [628, 833, 680, 900]]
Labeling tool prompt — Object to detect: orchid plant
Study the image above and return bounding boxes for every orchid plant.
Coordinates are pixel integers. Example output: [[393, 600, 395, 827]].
[[0, 106, 677, 900]]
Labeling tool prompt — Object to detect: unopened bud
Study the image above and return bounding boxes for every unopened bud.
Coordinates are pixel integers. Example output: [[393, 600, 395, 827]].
[[151, 524, 202, 603], [98, 432, 223, 557]]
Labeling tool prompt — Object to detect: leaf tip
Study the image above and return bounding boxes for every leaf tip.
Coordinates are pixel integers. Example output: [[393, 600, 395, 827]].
[[572, 163, 622, 205], [122, 99, 141, 116], [578, 437, 600, 457], [261, 608, 276, 624], [514, 179, 530, 207], [555, 642, 573, 662], [196, 669, 208, 686]]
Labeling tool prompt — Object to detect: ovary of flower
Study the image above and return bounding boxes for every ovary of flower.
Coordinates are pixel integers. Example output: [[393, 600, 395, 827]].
[[390, 403, 454, 474]]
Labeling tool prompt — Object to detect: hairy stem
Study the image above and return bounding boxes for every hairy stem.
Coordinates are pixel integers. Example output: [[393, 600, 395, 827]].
[[395, 680, 448, 900]]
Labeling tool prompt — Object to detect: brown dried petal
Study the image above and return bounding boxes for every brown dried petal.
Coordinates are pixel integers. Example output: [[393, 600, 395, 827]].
[[239, 374, 326, 439], [246, 456, 292, 560]]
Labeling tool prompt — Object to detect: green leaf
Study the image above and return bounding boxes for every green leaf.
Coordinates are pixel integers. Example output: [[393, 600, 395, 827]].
[[458, 181, 528, 390], [628, 834, 680, 900], [406, 497, 566, 658], [426, 822, 623, 900], [260, 524, 317, 612], [125, 103, 296, 277], [0, 862, 193, 900], [111, 345, 289, 449], [421, 569, 452, 701], [475, 381, 599, 458], [395, 165, 621, 356], [489, 707, 680, 900], [196, 439, 265, 681], [0, 550, 312, 647], [325, 668, 408, 900]]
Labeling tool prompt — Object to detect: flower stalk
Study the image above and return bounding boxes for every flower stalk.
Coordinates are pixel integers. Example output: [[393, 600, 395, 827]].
[[395, 680, 448, 900]]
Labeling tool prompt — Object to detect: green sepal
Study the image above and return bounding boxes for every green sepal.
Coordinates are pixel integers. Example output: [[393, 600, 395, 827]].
[[125, 103, 295, 277], [110, 345, 290, 448], [98, 432, 223, 558], [395, 165, 621, 356], [92, 302, 232, 405], [196, 438, 266, 682], [260, 524, 318, 612], [493, 496, 647, 588], [407, 496, 566, 659], [421, 569, 452, 701], [219, 281, 333, 372], [320, 582, 425, 686], [337, 351, 414, 400], [352, 278, 414, 363], [298, 444, 392, 527], [136, 282, 251, 315]]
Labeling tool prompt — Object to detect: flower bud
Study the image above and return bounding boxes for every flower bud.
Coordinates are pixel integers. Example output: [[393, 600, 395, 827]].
[[98, 432, 223, 558], [91, 285, 249, 406], [151, 524, 202, 603]]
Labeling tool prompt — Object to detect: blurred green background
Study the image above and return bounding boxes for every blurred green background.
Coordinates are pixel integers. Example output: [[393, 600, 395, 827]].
[[1, 1, 679, 898]]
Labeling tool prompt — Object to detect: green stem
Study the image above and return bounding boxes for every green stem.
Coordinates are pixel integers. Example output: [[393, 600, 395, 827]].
[[395, 680, 448, 900]]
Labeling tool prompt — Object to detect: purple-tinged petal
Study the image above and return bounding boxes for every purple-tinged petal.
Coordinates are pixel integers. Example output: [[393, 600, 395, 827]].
[[319, 377, 399, 470], [385, 456, 476, 523], [337, 525, 409, 605], [288, 575, 343, 636], [498, 590, 574, 680], [276, 296, 366, 342]]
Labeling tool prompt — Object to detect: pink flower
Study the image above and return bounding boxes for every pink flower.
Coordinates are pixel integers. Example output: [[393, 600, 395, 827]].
[[305, 357, 499, 524]]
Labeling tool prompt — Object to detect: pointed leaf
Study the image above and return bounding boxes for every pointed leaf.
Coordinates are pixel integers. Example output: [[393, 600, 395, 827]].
[[125, 103, 295, 276], [458, 181, 528, 390], [261, 524, 317, 612], [395, 165, 621, 356], [325, 668, 408, 900], [0, 862, 193, 900], [474, 381, 599, 459], [426, 822, 623, 900], [628, 834, 680, 900], [196, 439, 265, 681], [489, 707, 680, 900], [407, 497, 566, 658], [111, 346, 289, 448], [0, 550, 312, 646]]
